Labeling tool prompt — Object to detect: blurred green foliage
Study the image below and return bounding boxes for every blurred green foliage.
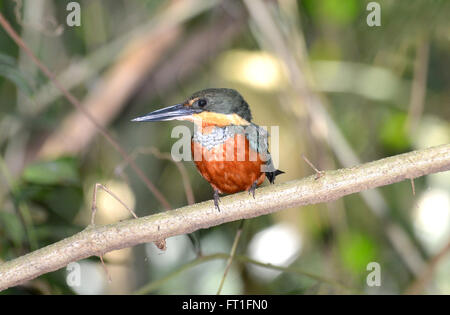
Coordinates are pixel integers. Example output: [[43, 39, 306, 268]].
[[379, 112, 410, 152], [304, 0, 360, 25], [0, 0, 449, 295], [339, 232, 378, 276], [23, 157, 79, 185]]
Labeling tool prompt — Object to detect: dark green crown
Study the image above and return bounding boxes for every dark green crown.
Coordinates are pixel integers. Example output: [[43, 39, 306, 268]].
[[188, 88, 253, 122]]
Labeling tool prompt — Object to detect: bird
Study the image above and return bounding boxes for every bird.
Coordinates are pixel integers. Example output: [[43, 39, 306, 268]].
[[132, 88, 284, 211]]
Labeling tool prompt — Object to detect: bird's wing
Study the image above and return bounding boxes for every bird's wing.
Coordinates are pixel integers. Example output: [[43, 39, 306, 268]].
[[244, 123, 277, 172]]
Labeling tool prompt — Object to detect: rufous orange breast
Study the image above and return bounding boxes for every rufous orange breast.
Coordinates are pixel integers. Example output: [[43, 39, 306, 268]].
[[191, 131, 266, 194]]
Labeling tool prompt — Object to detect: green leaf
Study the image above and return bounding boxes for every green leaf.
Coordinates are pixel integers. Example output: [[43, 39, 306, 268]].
[[22, 158, 80, 185], [303, 0, 360, 25], [379, 112, 410, 152], [339, 232, 377, 275]]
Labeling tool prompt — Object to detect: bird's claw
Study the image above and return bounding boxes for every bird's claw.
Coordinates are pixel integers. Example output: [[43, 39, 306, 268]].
[[214, 189, 221, 212], [248, 181, 257, 199]]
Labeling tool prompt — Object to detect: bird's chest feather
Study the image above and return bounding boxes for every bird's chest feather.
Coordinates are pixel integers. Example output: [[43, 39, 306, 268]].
[[191, 125, 265, 194]]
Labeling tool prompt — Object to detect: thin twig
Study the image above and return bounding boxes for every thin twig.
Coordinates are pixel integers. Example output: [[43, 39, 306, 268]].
[[0, 12, 171, 210], [90, 183, 139, 282], [0, 144, 449, 291], [28, 0, 217, 113], [99, 255, 112, 283], [406, 37, 430, 133], [405, 240, 450, 295], [134, 252, 350, 294], [36, 28, 180, 158], [302, 154, 324, 180], [115, 147, 195, 205], [410, 178, 416, 196], [217, 220, 245, 295], [90, 183, 138, 226]]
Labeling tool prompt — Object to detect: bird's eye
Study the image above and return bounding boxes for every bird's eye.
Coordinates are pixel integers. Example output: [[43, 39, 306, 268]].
[[197, 99, 207, 107]]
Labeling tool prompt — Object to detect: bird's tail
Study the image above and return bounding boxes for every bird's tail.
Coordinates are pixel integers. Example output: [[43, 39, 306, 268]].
[[266, 169, 285, 184]]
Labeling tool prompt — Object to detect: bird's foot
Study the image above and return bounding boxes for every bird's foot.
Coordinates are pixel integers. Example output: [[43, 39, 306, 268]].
[[248, 181, 257, 199], [214, 189, 221, 212]]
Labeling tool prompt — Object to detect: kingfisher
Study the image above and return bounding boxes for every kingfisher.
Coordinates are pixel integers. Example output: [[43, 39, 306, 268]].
[[132, 88, 284, 210]]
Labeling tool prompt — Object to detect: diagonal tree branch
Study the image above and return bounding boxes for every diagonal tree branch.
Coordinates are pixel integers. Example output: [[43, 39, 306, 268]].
[[0, 144, 449, 291], [0, 11, 171, 210]]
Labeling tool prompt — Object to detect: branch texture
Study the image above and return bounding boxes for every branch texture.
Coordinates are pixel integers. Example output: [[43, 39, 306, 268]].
[[0, 144, 449, 291]]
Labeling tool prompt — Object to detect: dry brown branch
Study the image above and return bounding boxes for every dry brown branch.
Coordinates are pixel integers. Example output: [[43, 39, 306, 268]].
[[37, 27, 180, 158], [0, 144, 449, 291], [0, 11, 171, 210], [406, 37, 430, 133], [28, 0, 217, 113], [405, 240, 450, 295]]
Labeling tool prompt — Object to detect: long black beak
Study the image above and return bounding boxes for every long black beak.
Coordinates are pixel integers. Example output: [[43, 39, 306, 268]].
[[131, 103, 201, 122]]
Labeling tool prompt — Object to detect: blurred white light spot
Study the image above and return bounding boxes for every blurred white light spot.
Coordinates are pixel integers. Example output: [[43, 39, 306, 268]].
[[192, 231, 243, 293], [413, 189, 450, 252], [90, 180, 136, 225], [413, 116, 450, 150], [145, 235, 194, 270], [247, 223, 302, 281], [193, 263, 243, 295], [217, 50, 286, 90], [242, 54, 281, 89], [71, 261, 106, 295]]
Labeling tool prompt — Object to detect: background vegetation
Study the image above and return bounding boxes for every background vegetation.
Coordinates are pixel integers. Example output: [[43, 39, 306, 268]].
[[0, 0, 449, 294]]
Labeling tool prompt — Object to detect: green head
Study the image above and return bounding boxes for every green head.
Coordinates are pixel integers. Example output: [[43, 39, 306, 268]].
[[187, 88, 252, 122], [132, 88, 253, 124]]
